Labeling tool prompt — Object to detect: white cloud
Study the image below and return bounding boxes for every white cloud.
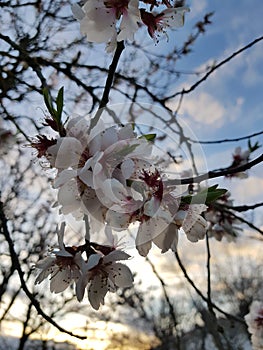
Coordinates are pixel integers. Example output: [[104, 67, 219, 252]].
[[188, 0, 208, 19], [228, 175, 263, 205], [180, 92, 226, 126]]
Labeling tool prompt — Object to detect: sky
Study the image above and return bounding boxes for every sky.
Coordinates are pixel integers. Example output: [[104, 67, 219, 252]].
[[163, 0, 263, 221]]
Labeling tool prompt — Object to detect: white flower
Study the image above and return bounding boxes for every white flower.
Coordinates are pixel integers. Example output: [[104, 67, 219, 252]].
[[140, 6, 190, 41], [51, 118, 152, 225], [175, 204, 208, 243], [134, 170, 180, 256], [35, 223, 83, 293], [205, 192, 242, 241], [72, 0, 140, 45], [245, 301, 263, 350], [226, 146, 251, 179], [136, 220, 178, 257], [76, 250, 133, 310]]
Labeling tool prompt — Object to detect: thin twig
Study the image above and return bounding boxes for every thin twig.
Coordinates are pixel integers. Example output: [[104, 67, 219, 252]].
[[89, 41, 125, 130], [146, 256, 178, 327], [164, 35, 263, 102], [167, 153, 263, 185], [217, 206, 263, 236], [174, 251, 244, 323], [205, 232, 214, 314]]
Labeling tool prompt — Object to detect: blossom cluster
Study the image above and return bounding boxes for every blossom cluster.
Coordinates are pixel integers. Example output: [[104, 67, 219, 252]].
[[35, 223, 133, 310], [32, 116, 208, 253], [205, 192, 242, 242], [245, 301, 263, 350], [226, 142, 261, 179], [32, 115, 209, 308], [72, 0, 190, 51]]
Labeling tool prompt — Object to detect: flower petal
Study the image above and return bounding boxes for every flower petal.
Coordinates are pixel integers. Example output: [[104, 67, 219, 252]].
[[88, 274, 108, 310], [103, 250, 131, 264], [50, 268, 72, 293], [107, 263, 133, 288]]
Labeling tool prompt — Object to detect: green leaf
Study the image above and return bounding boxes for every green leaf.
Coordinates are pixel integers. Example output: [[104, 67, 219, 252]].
[[56, 87, 64, 121], [43, 87, 55, 116], [181, 186, 228, 205], [139, 133, 156, 142], [248, 139, 261, 153]]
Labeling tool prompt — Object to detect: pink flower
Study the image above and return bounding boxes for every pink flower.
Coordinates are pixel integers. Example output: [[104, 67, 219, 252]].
[[72, 0, 140, 46], [76, 249, 133, 310], [35, 223, 83, 293], [205, 192, 242, 241], [140, 6, 190, 41], [174, 204, 208, 243], [226, 146, 251, 179]]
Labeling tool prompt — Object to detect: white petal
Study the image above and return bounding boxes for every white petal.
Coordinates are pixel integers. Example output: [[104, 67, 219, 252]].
[[76, 275, 87, 302], [118, 124, 135, 140], [48, 137, 83, 169], [57, 222, 66, 249], [87, 254, 102, 270], [101, 126, 118, 150], [35, 256, 55, 270], [182, 206, 207, 233], [35, 260, 56, 284], [88, 274, 108, 310], [121, 158, 135, 179], [50, 268, 71, 293], [80, 8, 116, 43], [106, 210, 130, 231], [78, 167, 94, 188], [101, 178, 127, 203], [174, 209, 187, 225], [107, 263, 133, 288], [153, 223, 178, 253], [103, 250, 131, 264], [118, 12, 139, 41], [56, 249, 73, 258], [53, 169, 77, 189], [135, 222, 152, 257], [143, 197, 160, 217], [57, 180, 80, 215], [185, 217, 208, 242]]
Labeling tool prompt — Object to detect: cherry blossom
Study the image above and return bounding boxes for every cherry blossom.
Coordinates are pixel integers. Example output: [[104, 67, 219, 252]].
[[50, 117, 153, 224], [174, 204, 208, 243], [72, 0, 140, 45], [140, 6, 190, 42], [72, 0, 189, 49], [32, 115, 210, 260], [76, 249, 133, 310], [245, 301, 263, 350], [35, 223, 83, 293], [205, 192, 242, 241]]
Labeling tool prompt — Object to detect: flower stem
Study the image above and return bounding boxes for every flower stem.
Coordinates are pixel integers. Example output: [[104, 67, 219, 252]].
[[89, 40, 125, 130]]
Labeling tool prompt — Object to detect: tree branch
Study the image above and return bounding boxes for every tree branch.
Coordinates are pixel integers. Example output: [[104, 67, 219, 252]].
[[167, 153, 263, 185], [90, 41, 125, 130], [174, 251, 245, 323]]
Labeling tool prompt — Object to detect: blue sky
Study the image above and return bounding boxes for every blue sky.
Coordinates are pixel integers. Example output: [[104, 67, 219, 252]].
[[149, 0, 263, 228], [175, 0, 263, 141]]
